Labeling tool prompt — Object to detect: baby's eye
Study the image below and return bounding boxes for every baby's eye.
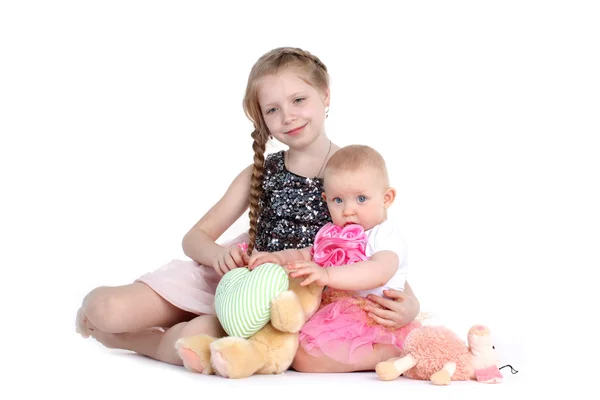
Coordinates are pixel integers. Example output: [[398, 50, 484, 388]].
[[334, 198, 342, 204], [357, 195, 366, 202], [294, 97, 305, 104], [266, 108, 277, 115]]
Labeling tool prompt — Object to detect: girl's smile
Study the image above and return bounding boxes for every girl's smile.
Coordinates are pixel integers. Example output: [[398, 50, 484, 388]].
[[286, 123, 308, 136]]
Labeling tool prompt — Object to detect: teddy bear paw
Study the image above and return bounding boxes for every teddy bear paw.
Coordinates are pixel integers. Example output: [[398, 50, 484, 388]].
[[175, 335, 215, 374], [211, 350, 231, 378], [209, 337, 264, 379]]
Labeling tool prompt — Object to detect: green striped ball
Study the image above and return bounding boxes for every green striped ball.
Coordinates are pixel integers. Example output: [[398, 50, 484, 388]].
[[214, 263, 289, 338]]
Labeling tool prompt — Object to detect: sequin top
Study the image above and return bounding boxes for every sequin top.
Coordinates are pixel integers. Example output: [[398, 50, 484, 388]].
[[255, 151, 332, 252]]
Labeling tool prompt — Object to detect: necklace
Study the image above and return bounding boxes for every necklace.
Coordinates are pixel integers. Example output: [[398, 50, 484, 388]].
[[314, 139, 333, 178], [284, 139, 332, 179]]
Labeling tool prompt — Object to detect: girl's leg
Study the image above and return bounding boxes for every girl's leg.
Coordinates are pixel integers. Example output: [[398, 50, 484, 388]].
[[291, 344, 402, 373], [92, 314, 226, 365], [77, 282, 195, 335], [77, 282, 226, 365]]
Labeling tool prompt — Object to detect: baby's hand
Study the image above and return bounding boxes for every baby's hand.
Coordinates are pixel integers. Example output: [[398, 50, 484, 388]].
[[213, 245, 250, 276], [286, 261, 329, 287], [247, 251, 284, 270]]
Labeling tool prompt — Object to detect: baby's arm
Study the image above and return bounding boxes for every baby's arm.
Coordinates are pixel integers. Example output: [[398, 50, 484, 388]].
[[288, 250, 398, 290], [325, 250, 398, 291]]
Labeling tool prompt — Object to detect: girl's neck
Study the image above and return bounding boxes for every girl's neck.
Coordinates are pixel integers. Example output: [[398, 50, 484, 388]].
[[285, 135, 337, 179], [286, 133, 331, 158]]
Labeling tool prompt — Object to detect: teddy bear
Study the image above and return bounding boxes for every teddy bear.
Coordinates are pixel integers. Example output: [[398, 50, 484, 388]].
[[174, 271, 323, 379], [375, 324, 504, 385]]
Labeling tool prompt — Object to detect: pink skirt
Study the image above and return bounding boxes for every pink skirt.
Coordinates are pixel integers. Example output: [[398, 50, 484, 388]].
[[135, 232, 249, 315], [298, 289, 422, 365]]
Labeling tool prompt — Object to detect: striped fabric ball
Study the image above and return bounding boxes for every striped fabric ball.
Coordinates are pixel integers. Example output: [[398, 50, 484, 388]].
[[215, 263, 289, 338]]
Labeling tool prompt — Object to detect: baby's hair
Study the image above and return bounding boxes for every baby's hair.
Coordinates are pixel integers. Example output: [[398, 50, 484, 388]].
[[324, 145, 390, 187], [243, 47, 330, 255]]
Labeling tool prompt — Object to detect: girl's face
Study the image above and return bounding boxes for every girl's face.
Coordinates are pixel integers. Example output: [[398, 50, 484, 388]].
[[323, 167, 396, 231], [257, 68, 329, 149]]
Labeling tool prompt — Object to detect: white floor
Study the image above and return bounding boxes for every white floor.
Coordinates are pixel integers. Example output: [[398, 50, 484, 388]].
[[62, 333, 527, 400], [7, 299, 529, 400], [3, 2, 597, 398]]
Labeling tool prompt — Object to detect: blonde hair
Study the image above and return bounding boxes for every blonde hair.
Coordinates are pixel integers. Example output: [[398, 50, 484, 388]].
[[324, 145, 390, 186], [242, 47, 330, 254]]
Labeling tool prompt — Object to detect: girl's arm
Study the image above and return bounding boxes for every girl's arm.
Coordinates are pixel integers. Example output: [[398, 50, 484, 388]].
[[278, 247, 313, 264], [181, 164, 253, 266], [326, 250, 398, 291], [248, 246, 313, 269], [364, 282, 421, 329]]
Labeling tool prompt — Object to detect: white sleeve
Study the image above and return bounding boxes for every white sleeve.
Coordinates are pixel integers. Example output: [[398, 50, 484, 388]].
[[372, 220, 408, 268], [372, 220, 409, 291]]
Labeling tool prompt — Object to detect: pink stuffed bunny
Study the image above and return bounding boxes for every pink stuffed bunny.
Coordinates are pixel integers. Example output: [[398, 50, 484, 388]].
[[376, 324, 504, 385]]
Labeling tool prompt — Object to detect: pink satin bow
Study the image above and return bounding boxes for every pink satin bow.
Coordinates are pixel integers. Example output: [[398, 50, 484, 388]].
[[311, 223, 368, 267]]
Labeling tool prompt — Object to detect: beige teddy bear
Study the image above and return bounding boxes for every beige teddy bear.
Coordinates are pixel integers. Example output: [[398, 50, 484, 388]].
[[174, 275, 323, 379]]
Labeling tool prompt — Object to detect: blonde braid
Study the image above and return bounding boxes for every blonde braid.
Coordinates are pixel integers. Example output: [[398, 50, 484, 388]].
[[283, 47, 328, 74], [247, 129, 268, 255]]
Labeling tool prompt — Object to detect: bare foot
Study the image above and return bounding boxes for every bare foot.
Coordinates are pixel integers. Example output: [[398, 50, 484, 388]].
[[76, 307, 91, 338]]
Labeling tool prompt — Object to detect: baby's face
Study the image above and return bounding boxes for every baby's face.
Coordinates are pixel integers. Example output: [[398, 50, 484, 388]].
[[323, 167, 391, 231]]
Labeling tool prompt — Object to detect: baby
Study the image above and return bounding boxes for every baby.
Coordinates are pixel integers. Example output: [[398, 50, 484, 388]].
[[248, 144, 420, 366]]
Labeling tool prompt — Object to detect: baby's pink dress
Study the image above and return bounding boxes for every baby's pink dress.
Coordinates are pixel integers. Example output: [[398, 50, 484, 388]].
[[298, 223, 421, 365]]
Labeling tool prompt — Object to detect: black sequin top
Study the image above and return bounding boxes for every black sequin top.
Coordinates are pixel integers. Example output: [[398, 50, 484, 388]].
[[255, 151, 332, 252]]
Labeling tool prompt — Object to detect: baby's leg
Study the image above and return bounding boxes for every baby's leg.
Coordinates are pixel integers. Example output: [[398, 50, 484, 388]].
[[291, 344, 402, 373], [77, 282, 195, 336]]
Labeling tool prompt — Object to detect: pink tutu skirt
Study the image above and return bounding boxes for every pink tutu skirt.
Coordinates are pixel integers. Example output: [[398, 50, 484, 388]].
[[135, 232, 249, 315], [298, 289, 422, 365]]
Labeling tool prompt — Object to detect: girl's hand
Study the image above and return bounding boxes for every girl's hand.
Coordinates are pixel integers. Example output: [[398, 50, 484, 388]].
[[287, 261, 329, 287], [247, 252, 284, 270], [364, 287, 420, 329], [212, 245, 250, 276]]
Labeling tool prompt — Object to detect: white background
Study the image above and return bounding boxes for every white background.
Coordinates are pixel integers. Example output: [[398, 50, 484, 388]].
[[1, 1, 598, 398]]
